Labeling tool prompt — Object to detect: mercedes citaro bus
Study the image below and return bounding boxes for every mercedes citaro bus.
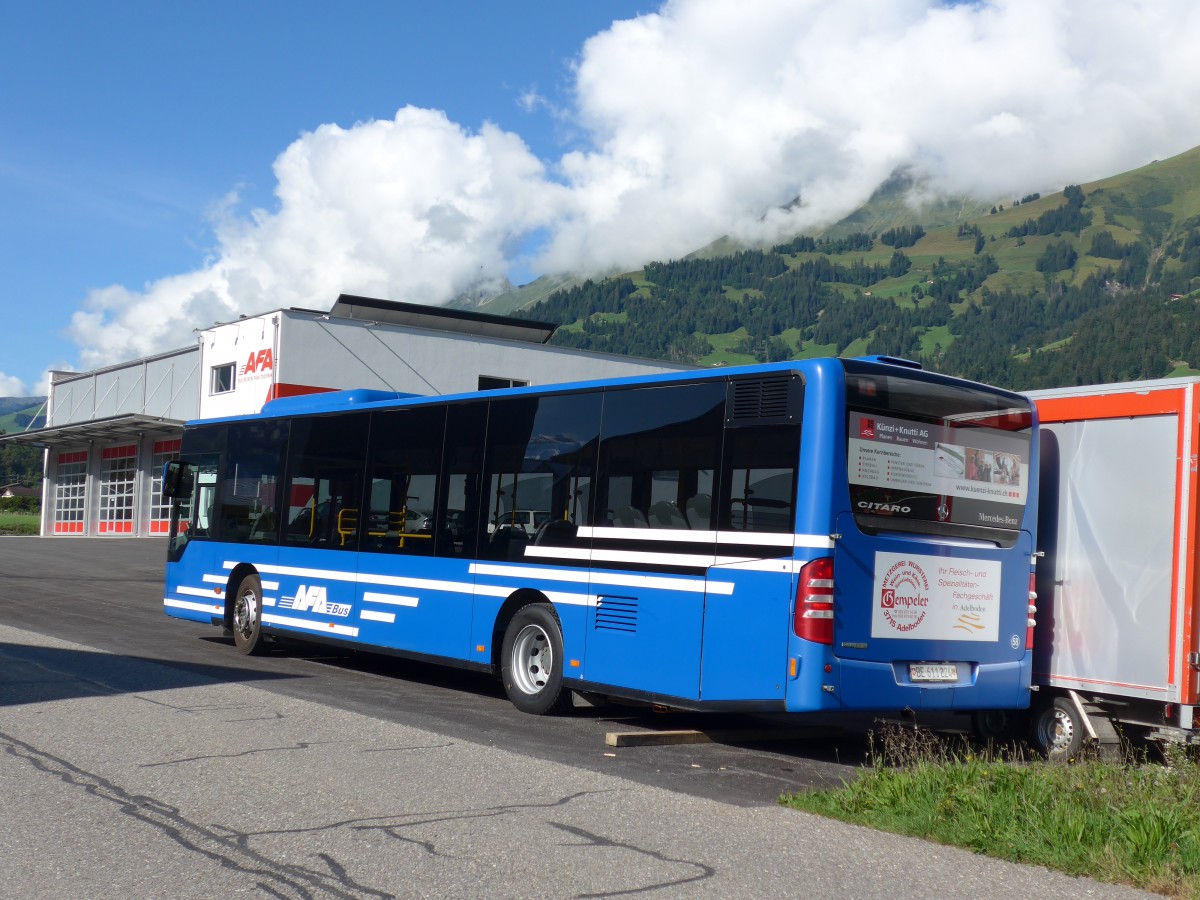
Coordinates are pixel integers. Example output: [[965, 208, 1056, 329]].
[[162, 356, 1038, 717]]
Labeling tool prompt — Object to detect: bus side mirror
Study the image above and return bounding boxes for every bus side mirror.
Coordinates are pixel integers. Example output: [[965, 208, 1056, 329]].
[[163, 460, 193, 500]]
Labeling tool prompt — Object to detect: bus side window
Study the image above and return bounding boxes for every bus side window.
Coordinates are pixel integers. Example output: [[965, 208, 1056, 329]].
[[362, 406, 446, 556], [718, 424, 800, 533], [282, 413, 368, 549], [595, 383, 724, 531], [440, 401, 488, 559], [216, 421, 288, 545], [480, 392, 600, 559]]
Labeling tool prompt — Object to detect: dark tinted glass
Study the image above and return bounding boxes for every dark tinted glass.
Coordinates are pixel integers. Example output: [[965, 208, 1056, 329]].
[[719, 423, 800, 532], [360, 406, 446, 556], [842, 360, 1033, 542], [595, 383, 725, 530], [441, 401, 488, 558], [215, 420, 289, 545], [282, 413, 369, 549], [481, 392, 601, 559]]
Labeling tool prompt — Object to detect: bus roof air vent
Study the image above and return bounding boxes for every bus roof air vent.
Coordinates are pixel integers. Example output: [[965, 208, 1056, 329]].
[[726, 373, 803, 427], [856, 355, 923, 370]]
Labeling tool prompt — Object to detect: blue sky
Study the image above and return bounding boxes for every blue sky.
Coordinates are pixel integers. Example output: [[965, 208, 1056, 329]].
[[0, 1, 648, 395], [3, 0, 1200, 399]]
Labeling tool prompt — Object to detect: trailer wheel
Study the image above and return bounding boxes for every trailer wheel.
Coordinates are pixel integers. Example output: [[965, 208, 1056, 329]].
[[230, 574, 266, 656], [500, 603, 569, 715], [1031, 696, 1085, 760]]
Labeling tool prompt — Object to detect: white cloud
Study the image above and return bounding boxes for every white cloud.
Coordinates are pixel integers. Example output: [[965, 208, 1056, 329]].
[[69, 107, 566, 371], [67, 0, 1200, 370], [0, 373, 30, 397]]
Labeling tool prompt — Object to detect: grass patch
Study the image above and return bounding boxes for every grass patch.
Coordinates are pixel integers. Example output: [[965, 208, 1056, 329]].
[[782, 725, 1200, 897], [0, 512, 39, 535]]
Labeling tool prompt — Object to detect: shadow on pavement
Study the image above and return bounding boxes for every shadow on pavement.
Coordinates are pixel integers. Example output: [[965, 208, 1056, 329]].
[[0, 641, 301, 707]]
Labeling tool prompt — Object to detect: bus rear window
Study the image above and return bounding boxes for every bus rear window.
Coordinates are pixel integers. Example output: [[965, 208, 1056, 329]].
[[842, 362, 1033, 543]]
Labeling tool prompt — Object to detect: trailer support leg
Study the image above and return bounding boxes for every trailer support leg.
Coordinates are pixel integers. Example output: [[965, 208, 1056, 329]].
[[1066, 690, 1096, 741]]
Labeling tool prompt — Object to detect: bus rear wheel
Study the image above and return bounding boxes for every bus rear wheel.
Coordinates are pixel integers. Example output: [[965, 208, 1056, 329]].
[[230, 574, 265, 656], [501, 603, 569, 715]]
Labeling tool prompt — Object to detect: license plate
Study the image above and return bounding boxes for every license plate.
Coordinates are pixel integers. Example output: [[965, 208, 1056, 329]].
[[910, 663, 958, 683]]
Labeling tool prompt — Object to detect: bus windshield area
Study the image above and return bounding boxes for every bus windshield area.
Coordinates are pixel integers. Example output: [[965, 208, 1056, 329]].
[[841, 360, 1033, 544]]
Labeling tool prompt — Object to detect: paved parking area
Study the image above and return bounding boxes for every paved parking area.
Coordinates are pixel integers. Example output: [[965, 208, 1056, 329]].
[[0, 618, 1148, 899]]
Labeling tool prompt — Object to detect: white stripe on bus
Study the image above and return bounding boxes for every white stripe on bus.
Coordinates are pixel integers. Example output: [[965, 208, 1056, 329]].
[[177, 585, 224, 599], [262, 613, 359, 638], [164, 597, 223, 613], [362, 591, 419, 608], [469, 562, 732, 595], [360, 609, 396, 623]]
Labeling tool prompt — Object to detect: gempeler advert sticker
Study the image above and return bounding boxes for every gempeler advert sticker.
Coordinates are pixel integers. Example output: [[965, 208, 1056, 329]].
[[871, 551, 1001, 641]]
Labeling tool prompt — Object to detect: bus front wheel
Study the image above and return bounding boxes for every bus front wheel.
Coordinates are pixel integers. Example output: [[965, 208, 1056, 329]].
[[230, 574, 266, 656], [501, 603, 569, 715]]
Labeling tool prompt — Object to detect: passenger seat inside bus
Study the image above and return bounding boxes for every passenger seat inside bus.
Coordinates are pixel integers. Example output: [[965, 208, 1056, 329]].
[[612, 506, 648, 527], [488, 524, 530, 560], [648, 501, 689, 529], [685, 494, 711, 530]]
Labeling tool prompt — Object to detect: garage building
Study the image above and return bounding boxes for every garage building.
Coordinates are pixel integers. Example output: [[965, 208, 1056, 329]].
[[3, 295, 690, 537]]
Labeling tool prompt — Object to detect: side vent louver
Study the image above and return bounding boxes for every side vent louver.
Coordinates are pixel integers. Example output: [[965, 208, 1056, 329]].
[[595, 597, 638, 633], [727, 374, 802, 426]]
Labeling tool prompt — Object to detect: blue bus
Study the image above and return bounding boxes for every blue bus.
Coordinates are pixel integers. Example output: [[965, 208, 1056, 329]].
[[162, 356, 1038, 716]]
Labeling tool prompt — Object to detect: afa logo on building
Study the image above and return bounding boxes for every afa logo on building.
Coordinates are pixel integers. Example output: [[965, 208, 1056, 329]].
[[239, 348, 274, 381]]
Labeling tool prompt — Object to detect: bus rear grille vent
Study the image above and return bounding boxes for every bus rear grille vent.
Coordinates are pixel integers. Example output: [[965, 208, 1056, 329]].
[[595, 597, 638, 633], [727, 375, 798, 425]]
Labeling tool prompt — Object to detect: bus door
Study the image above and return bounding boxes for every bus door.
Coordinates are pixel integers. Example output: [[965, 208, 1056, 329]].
[[699, 382, 802, 702], [273, 413, 368, 646], [582, 382, 726, 701], [352, 403, 482, 661], [699, 557, 794, 702]]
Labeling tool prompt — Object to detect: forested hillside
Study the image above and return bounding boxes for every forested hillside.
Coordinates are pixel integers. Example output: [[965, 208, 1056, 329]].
[[0, 399, 46, 487], [513, 146, 1200, 391]]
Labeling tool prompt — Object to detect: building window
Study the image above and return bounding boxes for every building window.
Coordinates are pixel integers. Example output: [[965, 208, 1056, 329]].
[[98, 444, 137, 534], [210, 363, 236, 394], [478, 376, 529, 391], [54, 450, 88, 534], [149, 438, 181, 534]]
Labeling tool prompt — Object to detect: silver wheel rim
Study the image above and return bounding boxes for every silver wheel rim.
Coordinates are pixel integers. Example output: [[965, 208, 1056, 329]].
[[233, 588, 259, 640], [1042, 708, 1075, 754], [510, 623, 553, 696]]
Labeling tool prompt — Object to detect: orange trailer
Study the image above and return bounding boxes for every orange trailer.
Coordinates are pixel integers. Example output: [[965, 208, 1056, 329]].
[[1024, 377, 1200, 756]]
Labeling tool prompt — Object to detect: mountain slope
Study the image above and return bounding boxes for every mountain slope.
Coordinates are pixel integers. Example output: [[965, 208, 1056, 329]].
[[506, 143, 1200, 390]]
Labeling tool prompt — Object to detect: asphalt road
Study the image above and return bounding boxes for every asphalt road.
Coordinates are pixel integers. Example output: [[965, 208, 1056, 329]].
[[0, 537, 1148, 898]]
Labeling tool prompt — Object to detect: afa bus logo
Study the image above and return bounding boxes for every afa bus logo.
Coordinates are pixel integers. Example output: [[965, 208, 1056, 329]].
[[280, 584, 351, 618]]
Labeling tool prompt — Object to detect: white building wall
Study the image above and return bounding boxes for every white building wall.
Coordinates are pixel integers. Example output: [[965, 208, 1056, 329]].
[[195, 309, 690, 419], [273, 310, 689, 399], [41, 348, 199, 537], [196, 313, 282, 420], [44, 302, 693, 536], [49, 348, 199, 425]]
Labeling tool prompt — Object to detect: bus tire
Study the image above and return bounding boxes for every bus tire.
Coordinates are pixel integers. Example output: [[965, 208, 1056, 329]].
[[501, 603, 569, 715], [971, 709, 1025, 744], [1031, 696, 1085, 760], [230, 574, 266, 656]]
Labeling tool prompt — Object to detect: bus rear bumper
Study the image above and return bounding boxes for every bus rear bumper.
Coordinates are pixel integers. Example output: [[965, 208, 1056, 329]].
[[830, 654, 1033, 711]]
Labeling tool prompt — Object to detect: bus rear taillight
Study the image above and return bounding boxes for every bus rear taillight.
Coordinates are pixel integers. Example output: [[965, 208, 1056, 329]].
[[1026, 572, 1037, 650], [795, 557, 834, 645]]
